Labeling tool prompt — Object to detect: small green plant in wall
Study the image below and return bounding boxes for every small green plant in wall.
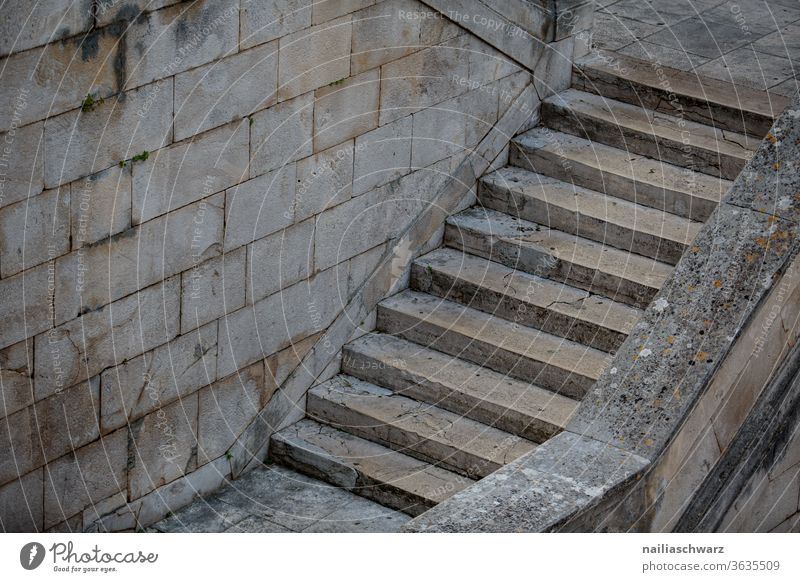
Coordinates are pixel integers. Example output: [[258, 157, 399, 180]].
[[81, 93, 104, 112], [119, 150, 150, 167]]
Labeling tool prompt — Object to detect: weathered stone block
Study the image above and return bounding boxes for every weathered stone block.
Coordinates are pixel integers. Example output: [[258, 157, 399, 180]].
[[250, 92, 314, 177], [181, 248, 246, 333], [0, 122, 44, 209], [198, 362, 271, 465], [56, 195, 223, 325], [295, 140, 354, 221], [533, 35, 575, 99], [174, 41, 279, 141], [95, 0, 183, 27], [128, 392, 199, 500], [100, 322, 218, 433], [0, 340, 33, 420], [0, 186, 69, 278], [44, 79, 173, 188], [0, 0, 92, 57], [0, 264, 51, 350], [133, 120, 247, 224], [71, 165, 131, 249], [247, 219, 315, 304], [240, 0, 312, 49], [224, 164, 295, 251], [36, 277, 180, 400], [217, 267, 341, 378], [314, 69, 380, 152], [353, 116, 413, 195], [43, 428, 127, 529], [278, 15, 352, 101], [314, 0, 375, 25], [0, 469, 43, 532], [555, 0, 594, 41], [350, 0, 422, 74], [411, 104, 466, 168], [124, 1, 239, 89]]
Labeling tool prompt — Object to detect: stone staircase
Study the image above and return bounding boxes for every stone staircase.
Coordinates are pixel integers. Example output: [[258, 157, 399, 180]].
[[268, 50, 774, 520]]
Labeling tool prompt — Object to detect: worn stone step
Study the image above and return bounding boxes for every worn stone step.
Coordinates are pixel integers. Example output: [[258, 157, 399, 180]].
[[270, 419, 472, 516], [445, 206, 672, 309], [541, 88, 757, 180], [478, 166, 702, 265], [342, 332, 579, 442], [510, 127, 729, 222], [307, 375, 537, 478], [377, 290, 610, 399], [410, 247, 640, 352], [573, 50, 787, 139]]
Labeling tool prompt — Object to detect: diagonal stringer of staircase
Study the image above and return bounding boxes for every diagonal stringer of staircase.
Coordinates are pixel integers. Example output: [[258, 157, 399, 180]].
[[268, 50, 784, 520]]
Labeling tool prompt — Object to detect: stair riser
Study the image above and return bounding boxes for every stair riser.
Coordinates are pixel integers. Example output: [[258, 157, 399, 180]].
[[541, 100, 747, 180], [342, 344, 565, 442], [478, 180, 688, 265], [444, 222, 658, 309], [306, 390, 501, 479], [571, 68, 773, 139], [376, 304, 598, 399], [269, 435, 434, 517], [509, 140, 717, 222], [409, 262, 627, 352]]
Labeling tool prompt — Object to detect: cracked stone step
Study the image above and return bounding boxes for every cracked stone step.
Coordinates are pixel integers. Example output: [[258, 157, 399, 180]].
[[270, 419, 472, 516], [410, 247, 640, 352], [573, 50, 788, 139], [478, 166, 702, 265], [541, 88, 757, 180], [510, 127, 729, 222], [342, 332, 579, 442], [377, 290, 610, 399], [306, 375, 537, 478], [445, 206, 673, 309]]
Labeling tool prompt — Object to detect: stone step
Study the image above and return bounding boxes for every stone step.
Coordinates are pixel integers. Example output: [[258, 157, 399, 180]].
[[510, 127, 729, 222], [306, 375, 537, 478], [342, 332, 579, 442], [270, 419, 472, 517], [410, 247, 640, 352], [478, 166, 702, 265], [573, 50, 787, 139], [541, 88, 757, 180], [445, 206, 672, 309], [377, 290, 610, 399]]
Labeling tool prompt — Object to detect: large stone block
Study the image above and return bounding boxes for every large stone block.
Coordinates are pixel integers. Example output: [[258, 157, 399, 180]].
[[56, 195, 223, 325], [174, 41, 279, 141], [36, 277, 180, 400], [100, 322, 218, 433], [181, 248, 246, 333], [0, 121, 44, 209], [133, 120, 248, 224], [197, 362, 271, 464], [0, 34, 118, 131], [43, 428, 127, 529], [278, 15, 352, 101], [128, 392, 199, 500], [0, 468, 43, 532], [533, 35, 575, 99], [247, 219, 315, 304], [295, 140, 354, 221], [70, 165, 131, 249], [223, 164, 295, 251], [250, 92, 314, 177], [0, 264, 51, 350], [0, 0, 93, 57], [314, 69, 380, 152], [314, 0, 375, 25], [350, 0, 422, 75], [95, 0, 183, 27], [353, 116, 413, 195], [240, 0, 312, 49], [217, 266, 342, 378], [411, 104, 466, 168], [123, 0, 239, 90], [43, 79, 173, 188], [0, 341, 33, 420], [0, 186, 70, 278]]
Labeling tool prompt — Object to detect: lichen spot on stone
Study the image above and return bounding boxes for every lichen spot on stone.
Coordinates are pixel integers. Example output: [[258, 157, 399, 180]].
[[653, 297, 669, 312], [639, 348, 652, 358], [610, 367, 617, 375]]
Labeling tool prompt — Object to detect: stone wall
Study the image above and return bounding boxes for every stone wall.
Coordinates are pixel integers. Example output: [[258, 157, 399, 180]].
[[0, 0, 584, 532]]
